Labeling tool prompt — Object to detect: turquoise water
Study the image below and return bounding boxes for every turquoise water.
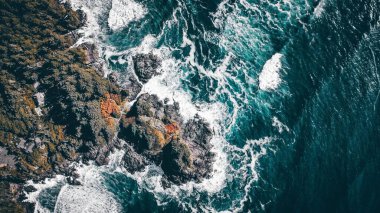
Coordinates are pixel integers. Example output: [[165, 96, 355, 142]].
[[33, 0, 380, 212]]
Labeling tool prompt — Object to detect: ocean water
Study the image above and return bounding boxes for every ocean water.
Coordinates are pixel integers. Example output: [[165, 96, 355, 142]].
[[30, 0, 380, 212]]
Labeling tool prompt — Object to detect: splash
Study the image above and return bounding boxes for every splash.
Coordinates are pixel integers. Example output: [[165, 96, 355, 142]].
[[313, 0, 326, 18], [108, 0, 147, 31], [259, 53, 283, 91]]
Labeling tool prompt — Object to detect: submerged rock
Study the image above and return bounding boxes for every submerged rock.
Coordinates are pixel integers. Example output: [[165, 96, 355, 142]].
[[119, 93, 214, 184]]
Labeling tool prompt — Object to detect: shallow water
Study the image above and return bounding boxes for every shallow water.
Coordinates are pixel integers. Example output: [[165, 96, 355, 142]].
[[32, 0, 380, 212]]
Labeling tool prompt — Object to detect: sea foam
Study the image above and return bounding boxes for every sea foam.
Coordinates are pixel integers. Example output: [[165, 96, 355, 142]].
[[108, 0, 147, 31], [259, 53, 283, 91], [313, 0, 326, 18]]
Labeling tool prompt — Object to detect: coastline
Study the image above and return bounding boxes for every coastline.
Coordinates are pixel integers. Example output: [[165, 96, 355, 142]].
[[0, 0, 125, 211], [0, 1, 215, 211]]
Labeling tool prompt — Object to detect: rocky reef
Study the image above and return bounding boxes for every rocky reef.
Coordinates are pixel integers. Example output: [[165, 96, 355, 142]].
[[0, 0, 214, 211]]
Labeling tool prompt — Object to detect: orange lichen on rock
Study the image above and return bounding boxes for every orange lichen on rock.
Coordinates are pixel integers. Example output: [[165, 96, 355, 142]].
[[153, 129, 167, 148], [23, 96, 36, 109], [57, 126, 65, 141], [19, 96, 36, 116], [165, 122, 180, 140], [109, 93, 122, 105], [100, 93, 122, 127], [105, 117, 116, 127]]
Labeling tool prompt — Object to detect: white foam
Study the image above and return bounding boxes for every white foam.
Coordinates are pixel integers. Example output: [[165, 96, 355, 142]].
[[142, 71, 229, 193], [65, 0, 108, 45], [235, 137, 274, 212], [24, 175, 66, 204], [272, 116, 290, 133], [259, 53, 283, 91], [34, 92, 45, 106], [108, 0, 147, 31], [34, 107, 43, 116], [98, 17, 231, 194], [54, 185, 120, 213], [104, 34, 158, 61], [313, 0, 325, 18], [53, 1, 277, 211]]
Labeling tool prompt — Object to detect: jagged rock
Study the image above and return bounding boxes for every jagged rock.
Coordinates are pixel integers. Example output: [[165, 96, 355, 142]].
[[182, 117, 215, 180], [0, 0, 128, 211], [119, 93, 213, 184], [108, 72, 119, 83], [161, 139, 193, 183], [0, 1, 214, 211], [122, 144, 149, 172], [133, 53, 161, 83], [0, 0, 125, 189], [122, 75, 143, 101], [100, 93, 122, 128]]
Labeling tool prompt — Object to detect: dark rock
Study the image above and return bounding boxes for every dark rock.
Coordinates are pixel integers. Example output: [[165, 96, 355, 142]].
[[0, 0, 125, 211], [182, 116, 215, 180], [127, 94, 164, 119], [119, 93, 214, 184], [66, 176, 81, 185], [133, 53, 161, 83], [121, 75, 142, 101], [23, 185, 37, 194], [162, 139, 193, 184], [123, 116, 167, 152], [108, 72, 119, 83], [122, 144, 149, 173]]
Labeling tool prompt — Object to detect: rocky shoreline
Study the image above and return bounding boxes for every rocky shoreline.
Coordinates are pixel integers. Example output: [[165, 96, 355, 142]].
[[0, 0, 214, 212]]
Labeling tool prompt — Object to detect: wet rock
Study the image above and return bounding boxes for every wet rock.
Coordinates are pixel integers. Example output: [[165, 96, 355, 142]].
[[66, 176, 81, 185], [127, 94, 164, 119], [121, 75, 142, 101], [122, 144, 149, 172], [182, 116, 215, 180], [108, 72, 119, 83], [119, 93, 213, 184], [161, 139, 193, 184], [128, 116, 168, 152], [133, 53, 161, 83]]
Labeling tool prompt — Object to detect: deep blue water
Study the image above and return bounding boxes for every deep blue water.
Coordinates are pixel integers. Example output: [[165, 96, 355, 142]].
[[33, 0, 380, 212]]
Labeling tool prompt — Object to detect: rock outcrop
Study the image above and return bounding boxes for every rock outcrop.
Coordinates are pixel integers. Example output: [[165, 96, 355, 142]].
[[0, 0, 127, 211], [133, 53, 161, 83], [119, 94, 214, 184], [0, 0, 215, 211]]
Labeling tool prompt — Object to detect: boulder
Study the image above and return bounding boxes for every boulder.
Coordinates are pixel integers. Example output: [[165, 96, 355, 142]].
[[133, 53, 161, 83], [161, 139, 193, 184], [118, 93, 214, 184], [120, 116, 168, 153], [122, 144, 149, 172]]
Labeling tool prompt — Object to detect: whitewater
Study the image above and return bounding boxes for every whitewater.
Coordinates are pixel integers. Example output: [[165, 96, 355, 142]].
[[29, 0, 380, 212], [30, 0, 309, 211]]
